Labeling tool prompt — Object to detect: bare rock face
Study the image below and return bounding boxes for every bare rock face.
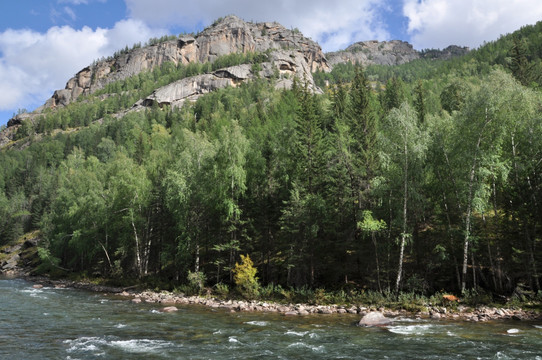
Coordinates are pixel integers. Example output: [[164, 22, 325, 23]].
[[327, 40, 469, 67], [327, 40, 420, 67], [32, 15, 328, 111], [420, 45, 470, 60], [140, 50, 322, 111], [2, 15, 330, 143], [197, 16, 329, 73], [357, 311, 393, 327]]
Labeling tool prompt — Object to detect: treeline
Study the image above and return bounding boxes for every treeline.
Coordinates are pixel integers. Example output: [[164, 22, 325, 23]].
[[315, 20, 542, 89], [2, 63, 541, 297], [1, 23, 541, 298]]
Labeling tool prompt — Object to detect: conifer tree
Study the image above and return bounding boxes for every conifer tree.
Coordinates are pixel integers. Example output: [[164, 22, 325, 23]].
[[413, 80, 426, 124], [509, 35, 532, 86]]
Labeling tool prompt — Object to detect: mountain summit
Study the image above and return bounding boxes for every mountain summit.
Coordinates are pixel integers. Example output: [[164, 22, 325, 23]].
[[2, 15, 467, 145]]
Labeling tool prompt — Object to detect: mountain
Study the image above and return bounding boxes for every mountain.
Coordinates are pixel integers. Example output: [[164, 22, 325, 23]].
[[2, 15, 329, 146], [326, 40, 469, 67], [1, 15, 541, 299], [3, 15, 470, 146]]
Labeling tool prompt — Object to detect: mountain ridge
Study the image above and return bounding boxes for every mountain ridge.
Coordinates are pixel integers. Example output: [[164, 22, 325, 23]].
[[3, 15, 467, 138]]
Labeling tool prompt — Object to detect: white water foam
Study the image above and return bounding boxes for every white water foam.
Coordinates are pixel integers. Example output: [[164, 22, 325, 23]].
[[493, 351, 513, 359], [20, 288, 48, 299], [506, 328, 520, 334], [65, 337, 174, 355], [114, 323, 127, 329], [285, 330, 309, 337], [388, 324, 439, 335], [228, 337, 241, 344], [64, 337, 107, 354], [109, 339, 173, 353], [287, 342, 325, 352], [245, 321, 269, 326]]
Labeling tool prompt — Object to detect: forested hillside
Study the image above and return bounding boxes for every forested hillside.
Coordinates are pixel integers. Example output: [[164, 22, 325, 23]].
[[1, 18, 541, 300]]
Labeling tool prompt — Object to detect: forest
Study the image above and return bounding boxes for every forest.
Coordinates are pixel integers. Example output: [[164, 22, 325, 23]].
[[1, 21, 541, 303]]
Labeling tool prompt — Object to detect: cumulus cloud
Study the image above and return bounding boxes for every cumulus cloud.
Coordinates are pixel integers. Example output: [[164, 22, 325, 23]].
[[403, 0, 542, 49], [0, 19, 164, 112], [125, 0, 390, 51]]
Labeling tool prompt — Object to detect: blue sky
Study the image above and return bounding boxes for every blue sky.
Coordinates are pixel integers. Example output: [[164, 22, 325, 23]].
[[1, 0, 542, 126]]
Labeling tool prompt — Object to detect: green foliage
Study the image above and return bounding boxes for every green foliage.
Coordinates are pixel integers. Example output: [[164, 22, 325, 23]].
[[213, 283, 230, 298], [187, 270, 206, 294], [2, 20, 542, 304], [358, 210, 386, 233], [233, 254, 260, 298]]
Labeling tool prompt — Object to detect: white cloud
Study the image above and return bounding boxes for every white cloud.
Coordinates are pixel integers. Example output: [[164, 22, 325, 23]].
[[403, 0, 542, 49], [0, 19, 164, 112], [64, 7, 77, 21], [125, 0, 390, 52]]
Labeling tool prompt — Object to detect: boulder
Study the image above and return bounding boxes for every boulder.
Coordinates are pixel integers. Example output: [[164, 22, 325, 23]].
[[160, 306, 178, 313], [430, 312, 441, 320], [358, 311, 393, 327]]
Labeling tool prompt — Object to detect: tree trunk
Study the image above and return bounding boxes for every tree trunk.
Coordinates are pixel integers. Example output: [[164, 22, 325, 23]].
[[131, 210, 142, 278], [462, 109, 491, 293], [395, 139, 408, 293], [372, 232, 382, 292]]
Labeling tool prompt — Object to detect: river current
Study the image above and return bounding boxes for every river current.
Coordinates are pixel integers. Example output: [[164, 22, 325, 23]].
[[1, 277, 541, 359]]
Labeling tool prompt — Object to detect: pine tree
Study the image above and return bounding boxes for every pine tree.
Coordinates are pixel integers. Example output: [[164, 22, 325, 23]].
[[347, 65, 378, 209], [509, 35, 531, 86], [413, 80, 426, 124]]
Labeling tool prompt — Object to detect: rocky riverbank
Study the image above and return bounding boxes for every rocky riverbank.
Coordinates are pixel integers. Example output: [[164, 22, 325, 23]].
[[25, 276, 542, 323]]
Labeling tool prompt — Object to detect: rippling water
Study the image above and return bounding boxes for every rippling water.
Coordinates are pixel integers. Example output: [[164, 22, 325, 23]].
[[1, 277, 541, 359]]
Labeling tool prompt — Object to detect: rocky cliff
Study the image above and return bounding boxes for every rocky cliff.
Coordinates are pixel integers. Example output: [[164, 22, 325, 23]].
[[326, 40, 469, 67], [42, 15, 328, 110], [326, 40, 420, 67], [2, 15, 470, 143], [3, 15, 328, 135], [139, 50, 322, 110]]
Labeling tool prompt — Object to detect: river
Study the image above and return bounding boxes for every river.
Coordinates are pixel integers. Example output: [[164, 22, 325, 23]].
[[1, 277, 541, 359]]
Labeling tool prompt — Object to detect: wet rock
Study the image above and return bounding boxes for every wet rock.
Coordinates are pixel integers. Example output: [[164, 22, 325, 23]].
[[430, 312, 441, 320], [132, 298, 142, 304], [358, 311, 393, 327], [33, 284, 43, 289], [284, 311, 298, 316], [160, 306, 178, 313], [277, 306, 291, 313]]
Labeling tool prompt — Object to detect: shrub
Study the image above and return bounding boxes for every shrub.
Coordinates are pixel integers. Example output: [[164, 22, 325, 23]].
[[233, 254, 260, 299], [214, 283, 230, 298], [187, 270, 206, 295]]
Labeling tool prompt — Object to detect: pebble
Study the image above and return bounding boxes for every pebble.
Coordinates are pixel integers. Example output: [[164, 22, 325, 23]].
[[23, 277, 542, 322]]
